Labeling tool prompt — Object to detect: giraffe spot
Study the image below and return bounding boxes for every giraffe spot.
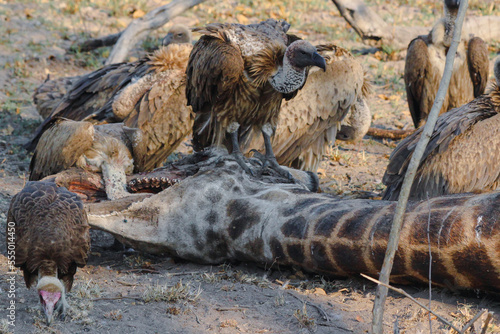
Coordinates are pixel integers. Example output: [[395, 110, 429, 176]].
[[245, 238, 264, 258], [331, 243, 369, 274], [232, 186, 242, 194], [205, 229, 229, 261], [206, 188, 223, 203], [452, 244, 500, 290], [227, 199, 260, 240], [270, 237, 286, 260], [310, 241, 337, 273], [310, 203, 334, 216], [282, 198, 323, 217], [371, 245, 406, 276], [409, 210, 463, 247], [205, 210, 218, 225], [281, 216, 308, 239], [337, 207, 382, 240], [314, 210, 349, 237], [287, 244, 305, 263], [409, 250, 458, 287]]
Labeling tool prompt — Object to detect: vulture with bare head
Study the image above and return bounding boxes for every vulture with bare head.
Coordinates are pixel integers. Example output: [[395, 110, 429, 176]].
[[383, 57, 500, 201], [29, 118, 143, 200], [27, 27, 193, 172], [240, 44, 371, 172], [404, 0, 489, 128], [186, 19, 326, 178], [7, 181, 90, 325]]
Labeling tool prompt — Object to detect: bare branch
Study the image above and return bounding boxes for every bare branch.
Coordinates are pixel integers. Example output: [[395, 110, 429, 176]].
[[370, 1, 470, 333], [366, 127, 414, 140], [105, 0, 207, 65], [78, 32, 121, 52]]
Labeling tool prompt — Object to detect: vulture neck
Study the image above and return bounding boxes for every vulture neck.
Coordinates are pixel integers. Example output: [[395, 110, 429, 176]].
[[269, 55, 306, 94], [443, 5, 458, 47]]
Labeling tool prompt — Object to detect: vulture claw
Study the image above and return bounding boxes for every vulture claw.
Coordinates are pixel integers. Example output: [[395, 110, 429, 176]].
[[231, 151, 255, 177]]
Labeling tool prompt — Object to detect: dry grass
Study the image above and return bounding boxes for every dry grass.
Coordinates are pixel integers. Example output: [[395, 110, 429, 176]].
[[142, 281, 202, 303], [294, 304, 316, 332]]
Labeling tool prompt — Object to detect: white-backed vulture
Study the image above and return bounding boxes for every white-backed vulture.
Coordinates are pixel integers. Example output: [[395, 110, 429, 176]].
[[28, 30, 193, 172], [33, 24, 192, 121], [7, 181, 90, 325], [239, 44, 371, 172], [382, 57, 500, 201], [29, 118, 143, 200], [186, 19, 326, 178], [404, 0, 489, 128]]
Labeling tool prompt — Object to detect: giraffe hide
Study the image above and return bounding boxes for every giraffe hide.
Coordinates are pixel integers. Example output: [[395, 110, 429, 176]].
[[52, 151, 500, 293]]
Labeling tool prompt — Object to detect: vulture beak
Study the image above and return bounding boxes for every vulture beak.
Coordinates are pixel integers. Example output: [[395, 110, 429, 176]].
[[39, 290, 61, 326], [312, 52, 327, 72], [162, 33, 173, 46]]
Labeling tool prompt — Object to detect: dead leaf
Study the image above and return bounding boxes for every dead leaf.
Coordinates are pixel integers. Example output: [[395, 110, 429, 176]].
[[24, 8, 35, 19], [132, 9, 145, 19], [237, 14, 249, 25]]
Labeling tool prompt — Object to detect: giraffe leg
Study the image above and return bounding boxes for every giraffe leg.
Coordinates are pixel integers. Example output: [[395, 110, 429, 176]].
[[228, 123, 255, 176], [259, 123, 293, 181]]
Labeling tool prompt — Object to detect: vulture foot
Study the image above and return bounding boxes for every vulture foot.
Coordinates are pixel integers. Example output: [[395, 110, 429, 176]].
[[251, 150, 294, 181], [231, 151, 255, 176]]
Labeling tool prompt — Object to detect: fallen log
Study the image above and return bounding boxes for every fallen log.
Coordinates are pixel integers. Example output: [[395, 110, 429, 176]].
[[42, 150, 500, 293], [366, 127, 415, 140]]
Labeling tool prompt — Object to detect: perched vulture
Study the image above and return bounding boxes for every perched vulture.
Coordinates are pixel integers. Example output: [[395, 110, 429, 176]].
[[29, 118, 143, 200], [240, 44, 371, 172], [404, 0, 489, 128], [382, 57, 500, 201], [7, 181, 90, 325], [187, 19, 326, 177], [27, 33, 193, 172]]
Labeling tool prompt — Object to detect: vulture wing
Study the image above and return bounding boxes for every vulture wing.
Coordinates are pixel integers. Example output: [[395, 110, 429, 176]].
[[467, 37, 489, 98], [382, 95, 500, 201], [33, 75, 80, 120], [7, 181, 90, 291], [29, 118, 94, 181], [404, 36, 432, 128]]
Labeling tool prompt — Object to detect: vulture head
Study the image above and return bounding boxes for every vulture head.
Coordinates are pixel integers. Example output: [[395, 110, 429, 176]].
[[37, 276, 66, 326], [270, 40, 326, 94], [162, 24, 192, 46]]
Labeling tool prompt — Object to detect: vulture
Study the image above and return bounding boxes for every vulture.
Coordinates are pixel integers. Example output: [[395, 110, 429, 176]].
[[29, 118, 142, 200], [382, 57, 500, 201], [7, 181, 90, 325], [404, 0, 489, 128], [240, 44, 371, 172], [27, 30, 193, 172], [186, 19, 326, 177]]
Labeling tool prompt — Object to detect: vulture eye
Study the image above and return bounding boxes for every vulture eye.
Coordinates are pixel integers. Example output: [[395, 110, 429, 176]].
[[177, 33, 183, 37], [300, 50, 306, 55]]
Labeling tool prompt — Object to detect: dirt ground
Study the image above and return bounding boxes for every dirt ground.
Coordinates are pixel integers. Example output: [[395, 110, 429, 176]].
[[0, 0, 499, 333]]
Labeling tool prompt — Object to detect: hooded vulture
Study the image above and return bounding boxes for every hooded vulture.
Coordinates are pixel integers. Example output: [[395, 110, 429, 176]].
[[404, 0, 489, 128], [382, 57, 500, 201], [239, 44, 371, 172], [27, 29, 193, 172], [186, 19, 326, 177], [29, 118, 143, 200], [7, 181, 90, 325]]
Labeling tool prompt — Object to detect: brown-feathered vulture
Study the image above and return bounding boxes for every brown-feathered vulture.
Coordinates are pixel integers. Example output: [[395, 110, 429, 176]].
[[33, 24, 192, 121], [7, 181, 90, 325], [404, 0, 489, 128], [29, 118, 143, 200], [239, 44, 371, 172], [382, 57, 500, 201], [27, 33, 193, 173], [186, 19, 326, 177]]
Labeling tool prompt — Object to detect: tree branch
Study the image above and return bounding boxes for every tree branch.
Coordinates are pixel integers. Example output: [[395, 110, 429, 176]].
[[105, 0, 206, 65], [370, 1, 470, 333]]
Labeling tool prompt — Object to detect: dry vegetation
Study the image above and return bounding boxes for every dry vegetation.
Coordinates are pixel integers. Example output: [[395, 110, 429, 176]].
[[0, 0, 499, 333]]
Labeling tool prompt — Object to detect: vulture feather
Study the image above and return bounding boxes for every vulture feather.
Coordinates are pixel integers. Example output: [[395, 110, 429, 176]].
[[7, 181, 90, 325], [239, 44, 371, 172], [382, 57, 500, 201], [186, 19, 326, 177], [27, 28, 193, 172], [404, 0, 489, 128], [29, 118, 141, 200]]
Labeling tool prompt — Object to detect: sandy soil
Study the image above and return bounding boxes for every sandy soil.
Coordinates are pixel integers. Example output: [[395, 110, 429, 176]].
[[0, 1, 499, 333]]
